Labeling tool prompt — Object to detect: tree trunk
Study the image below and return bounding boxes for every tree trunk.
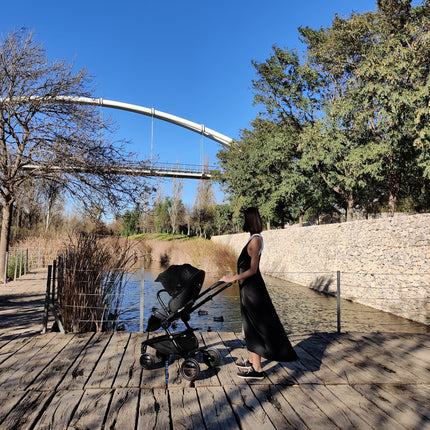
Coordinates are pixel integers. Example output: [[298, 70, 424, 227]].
[[299, 214, 304, 227], [388, 172, 400, 217], [0, 199, 14, 281], [346, 193, 354, 222]]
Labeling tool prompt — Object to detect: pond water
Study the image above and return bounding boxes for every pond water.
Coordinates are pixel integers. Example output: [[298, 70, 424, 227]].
[[119, 267, 428, 334]]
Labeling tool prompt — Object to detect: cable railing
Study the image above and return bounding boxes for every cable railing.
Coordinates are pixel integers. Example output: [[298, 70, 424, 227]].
[[42, 263, 429, 335]]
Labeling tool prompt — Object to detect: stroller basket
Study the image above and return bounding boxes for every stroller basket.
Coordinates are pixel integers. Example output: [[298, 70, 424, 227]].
[[140, 264, 232, 381]]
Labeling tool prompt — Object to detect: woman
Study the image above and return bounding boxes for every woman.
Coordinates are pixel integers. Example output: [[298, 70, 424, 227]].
[[220, 207, 298, 379]]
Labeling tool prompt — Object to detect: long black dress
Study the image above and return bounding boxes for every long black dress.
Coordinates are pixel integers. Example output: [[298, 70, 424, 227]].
[[238, 234, 298, 362]]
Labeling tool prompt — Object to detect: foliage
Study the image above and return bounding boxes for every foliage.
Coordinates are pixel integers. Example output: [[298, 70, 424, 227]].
[[217, 0, 430, 223], [121, 205, 142, 237]]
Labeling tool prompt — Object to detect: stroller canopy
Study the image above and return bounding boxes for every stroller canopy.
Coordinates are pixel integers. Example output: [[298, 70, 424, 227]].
[[155, 264, 205, 298]]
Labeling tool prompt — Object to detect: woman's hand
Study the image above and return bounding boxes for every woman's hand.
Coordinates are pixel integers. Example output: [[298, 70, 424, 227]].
[[219, 275, 237, 283]]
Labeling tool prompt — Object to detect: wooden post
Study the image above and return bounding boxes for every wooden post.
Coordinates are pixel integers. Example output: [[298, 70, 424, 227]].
[[140, 267, 145, 332], [19, 248, 23, 277], [52, 260, 57, 304], [42, 265, 52, 334], [14, 249, 18, 281], [4, 251, 8, 285], [337, 271, 341, 334]]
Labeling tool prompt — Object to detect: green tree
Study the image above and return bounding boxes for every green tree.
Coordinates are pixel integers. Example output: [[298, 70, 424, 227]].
[[154, 197, 171, 233], [121, 205, 141, 237]]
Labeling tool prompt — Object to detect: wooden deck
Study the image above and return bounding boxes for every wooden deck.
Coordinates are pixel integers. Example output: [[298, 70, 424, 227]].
[[0, 270, 429, 429], [0, 330, 429, 429]]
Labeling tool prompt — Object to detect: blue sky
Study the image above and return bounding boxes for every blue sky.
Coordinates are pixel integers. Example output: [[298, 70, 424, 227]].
[[1, 0, 378, 209]]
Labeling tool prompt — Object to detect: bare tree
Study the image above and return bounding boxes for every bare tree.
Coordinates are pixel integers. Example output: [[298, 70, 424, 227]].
[[0, 29, 150, 276], [193, 157, 216, 238], [169, 174, 184, 234]]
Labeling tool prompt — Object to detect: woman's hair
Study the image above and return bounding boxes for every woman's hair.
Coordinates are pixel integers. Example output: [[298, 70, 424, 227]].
[[243, 207, 262, 234]]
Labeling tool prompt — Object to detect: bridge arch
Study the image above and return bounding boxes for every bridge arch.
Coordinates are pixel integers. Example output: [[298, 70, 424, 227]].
[[52, 96, 233, 147]]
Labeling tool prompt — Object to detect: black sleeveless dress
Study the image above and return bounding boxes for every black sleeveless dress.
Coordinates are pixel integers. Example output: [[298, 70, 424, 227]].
[[238, 236, 298, 362]]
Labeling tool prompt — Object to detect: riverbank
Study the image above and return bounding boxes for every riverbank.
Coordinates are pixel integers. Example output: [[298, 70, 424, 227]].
[[12, 233, 237, 279], [212, 213, 430, 325]]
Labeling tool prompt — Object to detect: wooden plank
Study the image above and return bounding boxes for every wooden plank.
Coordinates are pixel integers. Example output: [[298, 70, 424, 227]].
[[225, 384, 277, 429], [194, 332, 224, 387], [196, 386, 240, 429], [0, 333, 56, 383], [277, 385, 338, 430], [0, 390, 28, 425], [113, 332, 144, 388], [302, 333, 391, 384], [58, 332, 112, 390], [351, 332, 430, 375], [104, 388, 139, 429], [262, 361, 298, 386], [325, 384, 409, 429], [337, 333, 425, 383], [137, 388, 171, 430], [216, 332, 247, 386], [0, 334, 72, 391], [0, 335, 31, 365], [299, 384, 373, 429], [353, 383, 430, 429], [0, 390, 52, 430], [249, 384, 309, 429], [67, 388, 113, 429], [86, 332, 130, 389], [34, 389, 84, 429], [395, 333, 430, 359], [28, 333, 93, 391], [139, 332, 170, 389], [293, 344, 347, 384], [169, 387, 205, 429]]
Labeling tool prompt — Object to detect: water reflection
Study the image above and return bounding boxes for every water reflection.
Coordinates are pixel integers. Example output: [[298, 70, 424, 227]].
[[120, 268, 428, 334]]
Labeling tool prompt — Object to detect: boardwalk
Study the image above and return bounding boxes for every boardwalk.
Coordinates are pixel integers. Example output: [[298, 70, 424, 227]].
[[0, 271, 429, 429]]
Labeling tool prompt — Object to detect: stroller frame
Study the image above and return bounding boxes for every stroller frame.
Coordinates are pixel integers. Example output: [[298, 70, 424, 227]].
[[140, 265, 232, 381]]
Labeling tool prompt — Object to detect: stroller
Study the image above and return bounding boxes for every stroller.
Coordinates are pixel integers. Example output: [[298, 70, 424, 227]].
[[140, 264, 232, 381]]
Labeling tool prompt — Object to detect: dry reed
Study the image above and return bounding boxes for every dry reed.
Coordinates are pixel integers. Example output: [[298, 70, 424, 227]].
[[56, 234, 136, 332]]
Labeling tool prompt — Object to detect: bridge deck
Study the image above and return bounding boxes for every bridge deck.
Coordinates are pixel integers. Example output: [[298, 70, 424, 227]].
[[0, 271, 429, 429]]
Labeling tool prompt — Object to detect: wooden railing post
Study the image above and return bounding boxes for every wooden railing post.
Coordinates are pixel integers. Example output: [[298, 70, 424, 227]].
[[42, 265, 52, 334], [337, 271, 341, 334]]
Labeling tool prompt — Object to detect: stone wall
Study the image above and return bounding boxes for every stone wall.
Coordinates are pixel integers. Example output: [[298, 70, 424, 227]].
[[212, 213, 430, 325]]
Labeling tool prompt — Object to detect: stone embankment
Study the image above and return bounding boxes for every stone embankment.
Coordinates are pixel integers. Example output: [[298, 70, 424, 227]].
[[212, 213, 430, 325]]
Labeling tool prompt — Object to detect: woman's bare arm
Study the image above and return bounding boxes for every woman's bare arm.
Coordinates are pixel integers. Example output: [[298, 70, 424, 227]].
[[219, 236, 261, 283]]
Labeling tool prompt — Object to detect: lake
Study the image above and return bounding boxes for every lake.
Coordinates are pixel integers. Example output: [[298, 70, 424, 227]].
[[119, 266, 429, 334]]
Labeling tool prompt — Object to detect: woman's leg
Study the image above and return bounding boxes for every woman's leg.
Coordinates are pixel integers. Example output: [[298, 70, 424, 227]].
[[249, 351, 262, 371]]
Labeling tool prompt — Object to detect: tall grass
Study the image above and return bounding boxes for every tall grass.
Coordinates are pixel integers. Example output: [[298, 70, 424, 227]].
[[56, 235, 136, 332], [137, 236, 237, 280]]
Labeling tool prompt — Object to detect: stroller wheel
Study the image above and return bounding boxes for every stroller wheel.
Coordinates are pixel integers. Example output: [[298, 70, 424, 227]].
[[203, 348, 221, 368], [180, 358, 200, 381], [140, 353, 155, 369]]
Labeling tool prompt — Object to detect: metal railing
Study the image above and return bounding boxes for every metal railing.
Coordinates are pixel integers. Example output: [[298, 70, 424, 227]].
[[41, 263, 429, 335]]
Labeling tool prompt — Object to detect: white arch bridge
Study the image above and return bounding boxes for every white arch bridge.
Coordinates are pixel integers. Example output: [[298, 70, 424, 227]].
[[13, 96, 234, 180]]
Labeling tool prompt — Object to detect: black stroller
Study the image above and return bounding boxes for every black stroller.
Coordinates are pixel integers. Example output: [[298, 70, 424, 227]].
[[140, 264, 232, 381]]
